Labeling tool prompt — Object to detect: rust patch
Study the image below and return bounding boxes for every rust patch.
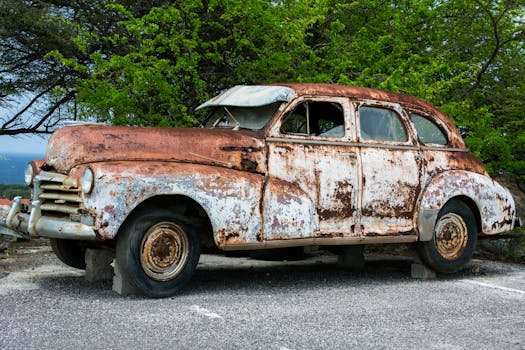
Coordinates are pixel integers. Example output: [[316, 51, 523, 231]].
[[241, 158, 258, 172], [225, 232, 240, 240], [46, 126, 267, 173], [361, 183, 419, 219], [318, 180, 354, 220], [103, 205, 116, 217]]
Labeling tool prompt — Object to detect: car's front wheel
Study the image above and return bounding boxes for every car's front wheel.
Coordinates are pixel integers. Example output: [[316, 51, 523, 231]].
[[418, 200, 478, 274], [50, 238, 87, 269], [116, 209, 200, 297]]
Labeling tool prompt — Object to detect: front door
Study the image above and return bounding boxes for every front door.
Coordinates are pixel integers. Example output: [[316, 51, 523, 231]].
[[263, 97, 360, 240]]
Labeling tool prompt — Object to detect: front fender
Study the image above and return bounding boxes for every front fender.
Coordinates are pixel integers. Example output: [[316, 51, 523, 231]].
[[417, 170, 516, 241], [83, 161, 264, 244]]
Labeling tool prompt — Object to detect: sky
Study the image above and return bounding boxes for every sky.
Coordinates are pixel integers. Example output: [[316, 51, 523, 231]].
[[0, 95, 51, 156], [0, 134, 49, 155]]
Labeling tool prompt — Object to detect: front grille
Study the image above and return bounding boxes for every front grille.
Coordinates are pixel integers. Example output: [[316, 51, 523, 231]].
[[34, 171, 82, 218]]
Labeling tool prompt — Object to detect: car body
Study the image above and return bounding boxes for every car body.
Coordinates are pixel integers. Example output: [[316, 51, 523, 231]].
[[0, 83, 518, 297]]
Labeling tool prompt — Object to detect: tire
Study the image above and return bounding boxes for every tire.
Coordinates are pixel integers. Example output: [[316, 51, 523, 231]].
[[418, 200, 478, 274], [50, 238, 87, 270], [116, 209, 200, 297]]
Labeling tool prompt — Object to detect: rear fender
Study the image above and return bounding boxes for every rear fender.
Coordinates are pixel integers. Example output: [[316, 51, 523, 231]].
[[417, 170, 515, 241]]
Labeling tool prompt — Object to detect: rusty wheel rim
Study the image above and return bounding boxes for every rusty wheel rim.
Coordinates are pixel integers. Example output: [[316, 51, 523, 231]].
[[434, 213, 468, 260], [140, 222, 190, 281]]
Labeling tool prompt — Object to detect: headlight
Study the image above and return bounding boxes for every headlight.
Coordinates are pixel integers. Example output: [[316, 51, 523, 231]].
[[81, 167, 95, 194], [24, 163, 36, 186]]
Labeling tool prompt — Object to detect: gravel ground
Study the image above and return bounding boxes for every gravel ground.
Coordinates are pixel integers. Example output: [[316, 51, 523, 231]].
[[1, 238, 525, 350]]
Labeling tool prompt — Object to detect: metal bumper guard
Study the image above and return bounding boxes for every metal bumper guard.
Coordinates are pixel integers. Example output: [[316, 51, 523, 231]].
[[0, 197, 96, 240]]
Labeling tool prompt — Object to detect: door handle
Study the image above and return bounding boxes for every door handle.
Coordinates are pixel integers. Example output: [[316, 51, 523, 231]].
[[341, 152, 357, 158]]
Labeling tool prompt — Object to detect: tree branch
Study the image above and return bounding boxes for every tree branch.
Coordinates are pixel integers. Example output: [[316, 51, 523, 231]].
[[30, 92, 75, 131], [1, 85, 56, 129], [472, 0, 501, 87]]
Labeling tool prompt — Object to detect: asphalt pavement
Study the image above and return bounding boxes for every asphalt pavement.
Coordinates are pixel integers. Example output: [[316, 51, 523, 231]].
[[1, 239, 524, 350]]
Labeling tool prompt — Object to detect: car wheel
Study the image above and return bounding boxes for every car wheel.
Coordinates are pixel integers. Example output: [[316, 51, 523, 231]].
[[418, 200, 477, 274], [116, 209, 200, 297], [50, 238, 87, 270]]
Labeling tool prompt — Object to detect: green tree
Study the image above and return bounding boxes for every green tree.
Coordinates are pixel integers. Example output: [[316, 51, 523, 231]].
[[0, 0, 170, 135], [1, 0, 524, 180]]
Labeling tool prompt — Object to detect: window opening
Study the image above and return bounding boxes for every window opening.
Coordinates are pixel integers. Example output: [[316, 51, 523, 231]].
[[359, 106, 408, 142], [410, 113, 448, 145], [280, 102, 345, 138]]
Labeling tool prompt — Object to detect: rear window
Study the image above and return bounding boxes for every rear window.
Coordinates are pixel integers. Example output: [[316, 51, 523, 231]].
[[359, 106, 408, 142], [410, 113, 448, 145]]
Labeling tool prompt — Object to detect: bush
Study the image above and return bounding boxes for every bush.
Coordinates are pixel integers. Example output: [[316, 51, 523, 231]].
[[0, 184, 31, 199]]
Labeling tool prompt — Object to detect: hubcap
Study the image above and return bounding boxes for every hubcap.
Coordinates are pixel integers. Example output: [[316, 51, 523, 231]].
[[140, 222, 190, 281], [434, 213, 468, 260]]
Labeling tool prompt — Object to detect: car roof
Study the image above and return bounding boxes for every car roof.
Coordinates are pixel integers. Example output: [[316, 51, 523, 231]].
[[274, 83, 463, 146], [196, 83, 464, 147], [276, 83, 436, 114]]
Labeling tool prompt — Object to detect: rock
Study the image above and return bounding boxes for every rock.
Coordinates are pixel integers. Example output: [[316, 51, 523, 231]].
[[337, 245, 365, 269], [0, 235, 16, 252], [85, 248, 115, 282], [112, 260, 141, 296], [411, 262, 437, 279], [479, 238, 525, 259], [0, 205, 16, 252]]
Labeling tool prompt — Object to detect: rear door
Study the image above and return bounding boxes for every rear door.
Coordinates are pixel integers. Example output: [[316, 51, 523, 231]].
[[356, 101, 423, 235]]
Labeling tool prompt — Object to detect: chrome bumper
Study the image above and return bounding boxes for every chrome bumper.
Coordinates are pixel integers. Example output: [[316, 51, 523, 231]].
[[1, 197, 96, 240]]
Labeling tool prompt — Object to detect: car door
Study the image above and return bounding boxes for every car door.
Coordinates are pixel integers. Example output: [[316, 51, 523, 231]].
[[263, 97, 360, 240], [356, 101, 423, 235]]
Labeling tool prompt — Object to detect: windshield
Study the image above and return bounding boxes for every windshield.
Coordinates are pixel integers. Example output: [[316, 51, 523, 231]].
[[203, 102, 282, 130]]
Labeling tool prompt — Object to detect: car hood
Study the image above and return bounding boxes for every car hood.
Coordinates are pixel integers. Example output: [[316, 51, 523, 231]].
[[46, 125, 266, 173]]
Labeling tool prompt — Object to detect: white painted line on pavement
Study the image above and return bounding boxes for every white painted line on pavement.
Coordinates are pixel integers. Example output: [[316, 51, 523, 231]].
[[190, 305, 224, 320], [460, 279, 525, 295]]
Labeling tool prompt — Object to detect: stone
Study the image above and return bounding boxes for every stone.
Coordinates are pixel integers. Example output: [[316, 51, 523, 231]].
[[337, 245, 365, 269], [85, 248, 115, 282], [411, 262, 437, 279], [0, 235, 16, 252], [0, 205, 15, 252], [112, 260, 141, 296]]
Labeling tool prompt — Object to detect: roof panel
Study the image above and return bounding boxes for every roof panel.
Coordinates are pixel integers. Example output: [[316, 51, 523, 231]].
[[196, 85, 295, 110]]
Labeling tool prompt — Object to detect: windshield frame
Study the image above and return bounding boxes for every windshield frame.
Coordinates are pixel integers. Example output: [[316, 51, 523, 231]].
[[200, 102, 284, 131]]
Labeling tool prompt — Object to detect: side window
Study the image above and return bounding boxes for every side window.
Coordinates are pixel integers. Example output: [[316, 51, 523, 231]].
[[359, 106, 408, 142], [280, 102, 345, 138], [280, 104, 308, 135], [410, 113, 448, 145]]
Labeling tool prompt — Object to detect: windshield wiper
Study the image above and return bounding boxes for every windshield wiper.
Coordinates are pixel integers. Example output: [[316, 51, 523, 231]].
[[223, 107, 241, 130]]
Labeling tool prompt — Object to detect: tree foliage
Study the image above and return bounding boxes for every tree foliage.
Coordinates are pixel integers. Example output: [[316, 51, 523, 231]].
[[1, 0, 524, 179], [0, 184, 30, 199], [0, 0, 168, 135]]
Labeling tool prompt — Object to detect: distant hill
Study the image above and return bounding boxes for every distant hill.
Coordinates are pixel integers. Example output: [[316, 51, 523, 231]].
[[0, 153, 44, 184]]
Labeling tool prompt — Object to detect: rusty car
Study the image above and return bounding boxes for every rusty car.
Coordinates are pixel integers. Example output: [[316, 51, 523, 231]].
[[0, 83, 519, 297]]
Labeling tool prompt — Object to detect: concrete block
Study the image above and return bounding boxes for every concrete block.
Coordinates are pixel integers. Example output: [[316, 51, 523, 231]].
[[337, 246, 365, 269], [411, 262, 436, 279], [0, 235, 16, 252], [85, 248, 115, 282], [112, 260, 141, 296]]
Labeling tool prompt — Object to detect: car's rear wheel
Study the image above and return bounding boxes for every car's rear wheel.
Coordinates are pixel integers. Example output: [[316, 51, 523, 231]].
[[116, 209, 200, 297], [418, 200, 478, 273], [50, 238, 87, 269]]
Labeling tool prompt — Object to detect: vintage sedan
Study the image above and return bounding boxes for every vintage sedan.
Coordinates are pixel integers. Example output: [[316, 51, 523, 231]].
[[0, 84, 518, 297]]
